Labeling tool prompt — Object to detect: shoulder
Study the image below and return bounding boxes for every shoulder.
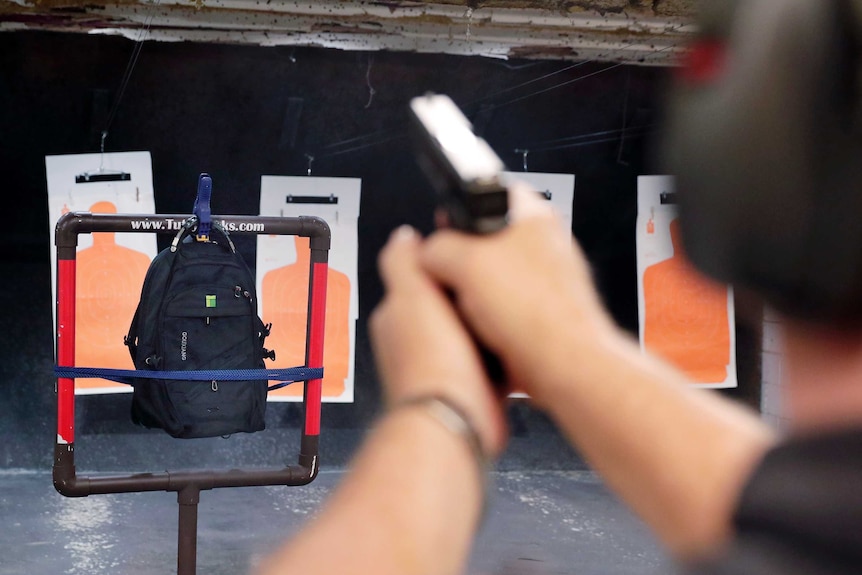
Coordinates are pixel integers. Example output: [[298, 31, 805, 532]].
[[685, 429, 862, 575]]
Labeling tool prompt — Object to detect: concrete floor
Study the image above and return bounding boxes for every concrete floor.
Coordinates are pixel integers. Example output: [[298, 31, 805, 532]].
[[0, 467, 670, 575]]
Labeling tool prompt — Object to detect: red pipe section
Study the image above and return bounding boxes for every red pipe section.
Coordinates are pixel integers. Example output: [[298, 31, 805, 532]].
[[56, 259, 76, 445], [304, 262, 328, 437]]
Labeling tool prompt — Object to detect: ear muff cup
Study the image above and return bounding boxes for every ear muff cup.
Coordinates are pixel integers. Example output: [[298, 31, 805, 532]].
[[662, 0, 862, 323]]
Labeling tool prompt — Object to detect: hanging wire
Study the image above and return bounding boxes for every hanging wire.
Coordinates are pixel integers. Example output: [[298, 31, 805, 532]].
[[493, 62, 624, 109], [487, 27, 685, 111], [308, 32, 684, 164], [462, 59, 594, 109], [318, 133, 408, 160], [312, 72, 654, 162], [514, 149, 530, 171], [364, 55, 377, 109], [616, 68, 633, 166], [101, 0, 162, 150], [522, 124, 658, 152], [321, 130, 387, 151], [532, 130, 656, 152], [97, 131, 108, 172], [313, 124, 658, 168]]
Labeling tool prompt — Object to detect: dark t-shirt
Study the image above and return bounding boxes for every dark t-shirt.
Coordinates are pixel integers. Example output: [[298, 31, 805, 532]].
[[687, 429, 862, 574]]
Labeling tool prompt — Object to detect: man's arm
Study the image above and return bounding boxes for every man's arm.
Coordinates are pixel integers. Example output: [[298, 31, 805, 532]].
[[537, 324, 775, 559], [421, 185, 777, 560], [256, 225, 508, 575], [255, 408, 485, 575]]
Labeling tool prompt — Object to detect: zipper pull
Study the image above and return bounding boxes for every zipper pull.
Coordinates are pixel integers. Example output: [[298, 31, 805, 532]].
[[235, 285, 252, 300]]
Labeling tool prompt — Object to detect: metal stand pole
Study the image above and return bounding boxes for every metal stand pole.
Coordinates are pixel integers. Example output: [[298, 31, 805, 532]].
[[177, 485, 200, 575]]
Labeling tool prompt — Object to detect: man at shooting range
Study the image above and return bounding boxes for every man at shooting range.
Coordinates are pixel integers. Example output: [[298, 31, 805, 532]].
[[257, 2, 862, 574]]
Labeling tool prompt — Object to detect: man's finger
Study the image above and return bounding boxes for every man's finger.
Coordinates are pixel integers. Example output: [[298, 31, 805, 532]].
[[421, 229, 474, 290], [378, 225, 425, 291]]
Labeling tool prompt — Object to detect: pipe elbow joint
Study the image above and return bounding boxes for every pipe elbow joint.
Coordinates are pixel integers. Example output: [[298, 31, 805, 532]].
[[53, 470, 90, 498]]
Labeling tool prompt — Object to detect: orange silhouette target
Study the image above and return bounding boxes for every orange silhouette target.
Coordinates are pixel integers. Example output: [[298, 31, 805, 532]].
[[643, 218, 731, 383], [75, 201, 151, 389], [263, 236, 351, 397]]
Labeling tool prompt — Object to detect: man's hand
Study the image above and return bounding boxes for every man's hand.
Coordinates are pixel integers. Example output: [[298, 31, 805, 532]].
[[370, 225, 509, 458], [421, 183, 618, 409]]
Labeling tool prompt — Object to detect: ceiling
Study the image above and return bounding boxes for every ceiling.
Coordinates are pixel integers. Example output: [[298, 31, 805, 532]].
[[0, 0, 696, 64]]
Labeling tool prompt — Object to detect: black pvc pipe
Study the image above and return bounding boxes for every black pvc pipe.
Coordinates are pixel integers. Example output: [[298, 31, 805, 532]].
[[55, 212, 331, 255], [53, 445, 318, 497], [177, 485, 200, 575]]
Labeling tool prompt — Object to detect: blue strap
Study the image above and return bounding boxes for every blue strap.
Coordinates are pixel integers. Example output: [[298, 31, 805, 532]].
[[54, 366, 323, 392], [192, 173, 213, 241]]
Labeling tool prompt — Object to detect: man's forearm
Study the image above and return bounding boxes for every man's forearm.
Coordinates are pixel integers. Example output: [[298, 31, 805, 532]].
[[256, 406, 485, 575], [537, 327, 776, 559]]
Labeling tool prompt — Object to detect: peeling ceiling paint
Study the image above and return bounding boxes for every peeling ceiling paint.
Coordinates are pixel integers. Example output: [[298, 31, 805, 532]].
[[0, 0, 697, 64]]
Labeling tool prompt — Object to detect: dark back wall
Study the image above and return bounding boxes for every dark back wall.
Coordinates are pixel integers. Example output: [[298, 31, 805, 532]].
[[0, 32, 758, 471]]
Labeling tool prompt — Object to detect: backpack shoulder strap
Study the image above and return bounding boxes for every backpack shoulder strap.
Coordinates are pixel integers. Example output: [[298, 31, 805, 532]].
[[124, 223, 188, 362], [124, 302, 141, 363]]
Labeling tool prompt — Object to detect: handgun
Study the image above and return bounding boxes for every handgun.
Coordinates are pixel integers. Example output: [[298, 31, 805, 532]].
[[408, 93, 509, 234], [408, 93, 509, 385]]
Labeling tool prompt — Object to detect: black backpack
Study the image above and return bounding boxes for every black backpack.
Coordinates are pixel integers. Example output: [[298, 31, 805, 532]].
[[124, 220, 274, 439]]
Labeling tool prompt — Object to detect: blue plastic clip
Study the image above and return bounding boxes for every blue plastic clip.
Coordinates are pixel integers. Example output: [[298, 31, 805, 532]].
[[193, 173, 212, 241]]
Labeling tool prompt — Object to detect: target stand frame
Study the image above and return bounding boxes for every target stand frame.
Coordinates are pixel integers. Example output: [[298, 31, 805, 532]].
[[53, 211, 331, 575]]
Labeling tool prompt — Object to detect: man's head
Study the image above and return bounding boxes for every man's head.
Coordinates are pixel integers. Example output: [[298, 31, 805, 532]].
[[662, 0, 862, 324]]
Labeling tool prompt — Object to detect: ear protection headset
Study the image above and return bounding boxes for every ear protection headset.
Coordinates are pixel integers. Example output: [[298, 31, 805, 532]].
[[661, 0, 862, 324]]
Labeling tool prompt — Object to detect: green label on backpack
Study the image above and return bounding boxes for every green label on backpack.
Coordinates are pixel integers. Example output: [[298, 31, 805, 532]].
[[205, 295, 216, 308]]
